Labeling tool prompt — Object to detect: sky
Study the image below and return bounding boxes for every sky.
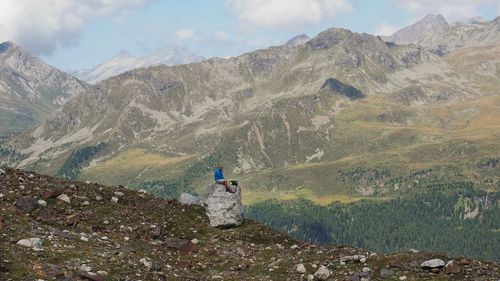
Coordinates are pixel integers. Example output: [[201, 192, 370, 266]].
[[0, 0, 498, 71]]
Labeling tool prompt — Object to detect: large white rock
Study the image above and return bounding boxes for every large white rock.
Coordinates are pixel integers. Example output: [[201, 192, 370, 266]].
[[200, 184, 243, 228], [179, 193, 200, 205]]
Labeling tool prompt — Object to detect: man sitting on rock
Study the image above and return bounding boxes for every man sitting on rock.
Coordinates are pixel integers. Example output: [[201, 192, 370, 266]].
[[214, 164, 232, 192]]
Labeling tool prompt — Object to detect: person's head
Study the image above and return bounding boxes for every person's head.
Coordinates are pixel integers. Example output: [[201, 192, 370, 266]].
[[219, 164, 224, 170]]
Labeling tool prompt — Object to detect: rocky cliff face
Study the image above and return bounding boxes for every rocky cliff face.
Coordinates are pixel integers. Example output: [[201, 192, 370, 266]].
[[0, 41, 88, 136], [0, 168, 498, 280]]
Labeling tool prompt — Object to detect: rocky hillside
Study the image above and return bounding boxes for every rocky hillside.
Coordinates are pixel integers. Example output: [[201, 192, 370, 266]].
[[384, 15, 500, 55], [1, 167, 498, 280], [0, 41, 88, 136], [72, 46, 205, 84]]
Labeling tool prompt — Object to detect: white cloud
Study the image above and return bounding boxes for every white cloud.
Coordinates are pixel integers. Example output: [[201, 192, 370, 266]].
[[391, 0, 500, 21], [226, 0, 352, 29], [374, 23, 399, 36], [176, 29, 196, 40], [0, 0, 152, 55]]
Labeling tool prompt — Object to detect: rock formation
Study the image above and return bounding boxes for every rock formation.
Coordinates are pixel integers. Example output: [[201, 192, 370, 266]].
[[200, 183, 244, 228]]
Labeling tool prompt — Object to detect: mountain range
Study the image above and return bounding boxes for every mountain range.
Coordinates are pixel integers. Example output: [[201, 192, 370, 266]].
[[0, 14, 499, 261], [71, 46, 205, 84], [0, 14, 497, 203]]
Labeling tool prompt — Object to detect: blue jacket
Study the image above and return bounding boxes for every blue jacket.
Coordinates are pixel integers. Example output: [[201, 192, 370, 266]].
[[214, 167, 224, 181]]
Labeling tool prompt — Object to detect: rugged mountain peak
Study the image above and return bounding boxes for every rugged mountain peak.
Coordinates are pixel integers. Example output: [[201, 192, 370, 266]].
[[0, 41, 87, 135], [422, 14, 448, 25], [286, 34, 310, 47], [385, 14, 449, 45], [307, 27, 354, 49]]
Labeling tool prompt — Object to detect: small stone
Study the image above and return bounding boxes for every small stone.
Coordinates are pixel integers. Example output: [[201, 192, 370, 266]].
[[111, 196, 118, 203], [398, 276, 407, 280], [56, 194, 71, 204], [212, 275, 223, 280], [421, 259, 445, 269], [380, 268, 394, 278], [445, 260, 462, 274], [82, 201, 90, 206], [80, 264, 92, 272], [17, 238, 43, 248], [290, 244, 299, 249], [19, 185, 25, 190], [103, 220, 109, 225], [37, 200, 47, 207], [409, 248, 420, 253], [296, 263, 306, 274], [96, 196, 102, 201], [307, 274, 314, 281], [140, 258, 152, 269], [138, 189, 147, 193], [362, 267, 370, 272], [0, 168, 5, 175], [15, 196, 39, 212], [80, 236, 89, 242], [85, 180, 91, 184], [96, 270, 108, 275], [43, 188, 64, 199], [191, 238, 199, 245], [114, 191, 124, 197], [314, 265, 331, 280]]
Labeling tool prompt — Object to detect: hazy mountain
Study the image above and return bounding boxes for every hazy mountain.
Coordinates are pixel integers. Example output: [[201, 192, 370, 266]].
[[72, 46, 205, 84], [384, 14, 450, 45], [468, 16, 486, 24], [286, 34, 310, 47], [0, 41, 87, 136], [384, 15, 500, 55]]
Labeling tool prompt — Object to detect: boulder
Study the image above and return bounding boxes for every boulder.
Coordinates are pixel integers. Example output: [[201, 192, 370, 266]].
[[179, 193, 200, 205], [421, 259, 445, 269], [200, 184, 243, 228]]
